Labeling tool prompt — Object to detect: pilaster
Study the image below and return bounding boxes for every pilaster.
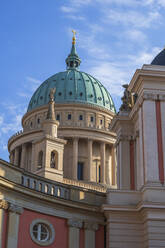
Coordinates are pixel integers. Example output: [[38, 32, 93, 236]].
[[87, 139, 93, 181], [7, 204, 23, 248], [0, 200, 9, 248], [20, 144, 26, 169], [14, 147, 19, 166], [67, 218, 83, 248], [73, 138, 78, 180], [84, 221, 98, 248], [101, 142, 106, 184]]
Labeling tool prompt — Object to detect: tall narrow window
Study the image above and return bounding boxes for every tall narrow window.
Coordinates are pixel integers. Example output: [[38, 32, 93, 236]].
[[68, 114, 71, 120], [77, 162, 83, 180], [56, 114, 60, 121], [95, 159, 101, 183], [38, 151, 43, 170], [50, 151, 58, 169]]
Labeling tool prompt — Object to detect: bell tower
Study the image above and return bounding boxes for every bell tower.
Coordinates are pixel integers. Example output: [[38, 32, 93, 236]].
[[32, 88, 67, 182]]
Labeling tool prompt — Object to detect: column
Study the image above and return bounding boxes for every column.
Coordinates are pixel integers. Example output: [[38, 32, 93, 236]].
[[0, 200, 9, 248], [101, 142, 106, 184], [31, 143, 35, 172], [111, 146, 117, 186], [87, 139, 93, 181], [20, 144, 26, 169], [73, 138, 78, 180], [14, 147, 19, 166], [7, 204, 23, 248], [10, 152, 14, 164], [67, 218, 82, 248], [84, 222, 98, 248]]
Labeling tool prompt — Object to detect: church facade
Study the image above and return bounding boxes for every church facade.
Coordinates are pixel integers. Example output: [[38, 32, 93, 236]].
[[1, 34, 165, 247]]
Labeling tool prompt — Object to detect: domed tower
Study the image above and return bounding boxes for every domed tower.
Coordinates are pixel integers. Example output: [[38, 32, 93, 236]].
[[8, 33, 116, 185]]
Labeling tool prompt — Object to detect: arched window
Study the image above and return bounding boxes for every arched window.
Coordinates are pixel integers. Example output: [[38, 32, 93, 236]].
[[38, 151, 43, 170], [50, 151, 58, 169]]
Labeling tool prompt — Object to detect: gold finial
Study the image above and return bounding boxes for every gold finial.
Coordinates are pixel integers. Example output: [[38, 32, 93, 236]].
[[72, 30, 76, 45]]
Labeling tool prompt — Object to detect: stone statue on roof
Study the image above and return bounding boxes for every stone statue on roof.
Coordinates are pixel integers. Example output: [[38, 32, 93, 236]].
[[49, 88, 56, 102], [120, 84, 133, 112]]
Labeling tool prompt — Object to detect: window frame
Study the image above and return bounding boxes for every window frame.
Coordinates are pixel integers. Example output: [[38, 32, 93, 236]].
[[30, 219, 55, 246]]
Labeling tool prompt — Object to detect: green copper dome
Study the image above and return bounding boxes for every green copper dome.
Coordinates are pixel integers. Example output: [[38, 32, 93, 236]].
[[27, 38, 116, 113]]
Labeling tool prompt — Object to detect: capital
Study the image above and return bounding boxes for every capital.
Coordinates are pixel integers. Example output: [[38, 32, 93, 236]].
[[0, 200, 9, 210], [67, 218, 83, 228], [84, 221, 99, 231], [9, 203, 24, 215]]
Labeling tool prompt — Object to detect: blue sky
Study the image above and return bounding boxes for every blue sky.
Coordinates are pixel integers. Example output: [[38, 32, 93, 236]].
[[0, 0, 165, 161]]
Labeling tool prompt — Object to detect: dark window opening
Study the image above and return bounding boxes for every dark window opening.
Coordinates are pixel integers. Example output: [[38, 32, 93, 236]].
[[77, 162, 83, 180], [50, 151, 56, 168], [70, 61, 73, 68], [79, 115, 83, 121], [58, 92, 62, 96], [69, 91, 72, 95], [68, 114, 71, 120], [90, 116, 94, 122], [38, 151, 43, 170], [80, 92, 83, 96], [56, 114, 60, 121], [100, 119, 103, 125]]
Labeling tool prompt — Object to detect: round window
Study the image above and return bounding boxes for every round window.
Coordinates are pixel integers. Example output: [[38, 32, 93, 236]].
[[30, 219, 55, 246]]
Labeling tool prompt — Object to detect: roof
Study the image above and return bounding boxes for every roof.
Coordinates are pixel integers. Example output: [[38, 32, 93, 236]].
[[151, 49, 165, 66], [27, 70, 116, 113], [27, 37, 116, 113]]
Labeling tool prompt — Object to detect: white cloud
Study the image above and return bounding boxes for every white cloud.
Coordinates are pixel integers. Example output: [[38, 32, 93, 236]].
[[97, 0, 139, 6], [26, 76, 41, 85], [124, 29, 147, 42], [158, 0, 165, 6], [128, 47, 161, 65], [60, 6, 76, 13], [0, 116, 3, 125], [87, 62, 130, 97], [105, 10, 161, 28], [1, 115, 22, 134]]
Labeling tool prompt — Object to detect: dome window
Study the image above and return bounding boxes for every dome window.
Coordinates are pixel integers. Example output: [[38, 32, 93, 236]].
[[98, 97, 102, 101], [106, 100, 109, 104], [90, 94, 93, 98], [94, 81, 97, 84], [40, 96, 43, 100], [80, 92, 83, 96], [86, 80, 89, 82], [68, 114, 72, 120], [79, 115, 83, 121], [70, 78, 72, 80], [58, 92, 62, 96], [78, 78, 81, 80], [53, 79, 56, 82], [61, 78, 64, 80], [69, 91, 72, 96]]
